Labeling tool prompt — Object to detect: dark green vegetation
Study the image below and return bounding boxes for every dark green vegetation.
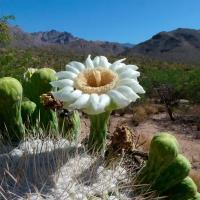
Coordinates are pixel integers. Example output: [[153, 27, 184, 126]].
[[136, 133, 200, 200], [1, 48, 200, 102], [141, 66, 200, 103]]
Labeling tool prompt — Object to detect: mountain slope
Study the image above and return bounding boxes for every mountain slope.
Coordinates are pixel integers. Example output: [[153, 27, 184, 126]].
[[8, 26, 128, 55], [126, 28, 200, 64], [6, 26, 200, 64]]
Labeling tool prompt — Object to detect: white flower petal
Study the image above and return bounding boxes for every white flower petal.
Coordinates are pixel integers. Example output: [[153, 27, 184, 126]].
[[116, 86, 139, 102], [109, 58, 126, 70], [108, 89, 130, 108], [93, 56, 100, 67], [62, 90, 83, 103], [65, 65, 80, 74], [126, 64, 138, 70], [109, 62, 124, 72], [119, 78, 145, 94], [115, 64, 127, 74], [69, 61, 85, 71], [113, 58, 126, 64], [85, 94, 111, 114], [52, 86, 74, 101], [50, 79, 74, 88], [99, 94, 111, 110], [119, 69, 140, 79], [68, 93, 90, 109], [99, 56, 110, 68], [88, 93, 100, 112], [56, 71, 77, 80], [85, 54, 94, 68]]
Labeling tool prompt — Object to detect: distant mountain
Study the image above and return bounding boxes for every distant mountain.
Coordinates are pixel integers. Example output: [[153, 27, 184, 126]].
[[120, 43, 135, 48], [126, 28, 200, 64], [6, 26, 200, 64], [7, 26, 129, 55], [31, 29, 78, 44]]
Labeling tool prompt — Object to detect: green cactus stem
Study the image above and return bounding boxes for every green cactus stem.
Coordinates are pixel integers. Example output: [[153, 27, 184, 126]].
[[137, 132, 179, 184], [24, 68, 58, 131], [0, 77, 24, 142], [166, 177, 198, 200], [136, 133, 199, 200], [152, 154, 191, 194], [21, 100, 36, 125], [59, 110, 81, 141], [192, 193, 200, 200], [88, 111, 111, 152]]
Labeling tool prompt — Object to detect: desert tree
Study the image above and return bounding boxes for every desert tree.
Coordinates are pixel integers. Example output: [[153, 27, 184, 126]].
[[0, 15, 15, 44]]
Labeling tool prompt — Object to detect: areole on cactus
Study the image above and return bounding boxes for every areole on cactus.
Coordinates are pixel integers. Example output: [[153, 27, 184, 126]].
[[51, 55, 145, 151]]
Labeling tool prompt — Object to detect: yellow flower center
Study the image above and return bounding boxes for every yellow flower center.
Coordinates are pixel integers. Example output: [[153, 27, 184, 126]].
[[75, 67, 118, 94]]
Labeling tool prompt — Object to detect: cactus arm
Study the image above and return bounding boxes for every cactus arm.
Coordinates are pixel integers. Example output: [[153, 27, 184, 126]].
[[137, 133, 179, 184], [21, 100, 36, 124], [59, 110, 81, 141], [167, 177, 198, 200], [152, 154, 191, 194], [23, 68, 58, 131], [0, 77, 24, 142]]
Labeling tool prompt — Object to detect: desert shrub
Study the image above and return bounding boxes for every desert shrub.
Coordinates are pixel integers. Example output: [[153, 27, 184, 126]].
[[140, 66, 200, 103], [132, 102, 165, 125]]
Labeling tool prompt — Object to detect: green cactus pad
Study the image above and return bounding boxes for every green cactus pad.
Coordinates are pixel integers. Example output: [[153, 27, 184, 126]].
[[21, 100, 36, 124], [166, 177, 198, 200], [137, 132, 179, 184], [59, 110, 81, 141], [24, 68, 58, 131], [0, 77, 24, 142], [192, 193, 200, 200], [152, 154, 191, 194]]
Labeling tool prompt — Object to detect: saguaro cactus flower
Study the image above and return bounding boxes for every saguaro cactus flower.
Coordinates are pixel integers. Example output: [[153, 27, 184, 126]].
[[51, 55, 145, 152]]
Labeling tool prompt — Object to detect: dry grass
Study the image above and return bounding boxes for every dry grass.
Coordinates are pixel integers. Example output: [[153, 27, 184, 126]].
[[137, 132, 153, 152], [133, 106, 148, 125], [132, 102, 165, 125]]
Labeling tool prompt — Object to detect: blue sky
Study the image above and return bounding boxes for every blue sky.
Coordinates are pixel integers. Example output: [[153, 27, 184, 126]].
[[0, 0, 200, 43]]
